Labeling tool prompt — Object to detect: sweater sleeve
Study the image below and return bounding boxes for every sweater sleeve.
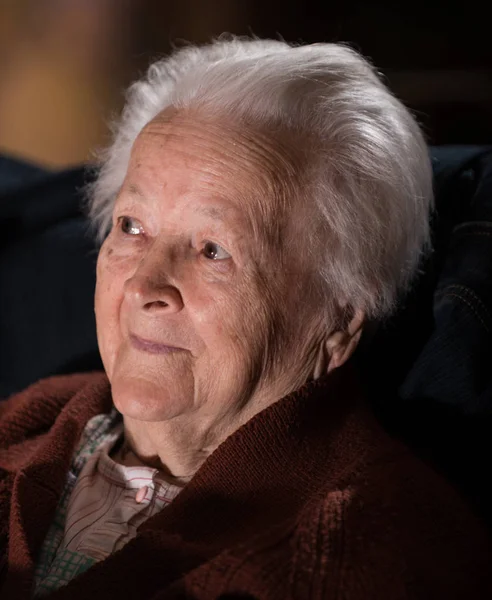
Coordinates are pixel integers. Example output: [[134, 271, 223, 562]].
[[0, 373, 104, 446], [292, 456, 492, 600], [0, 376, 69, 429]]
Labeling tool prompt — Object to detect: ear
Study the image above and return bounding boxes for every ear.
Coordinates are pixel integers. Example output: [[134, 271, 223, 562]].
[[326, 308, 365, 373]]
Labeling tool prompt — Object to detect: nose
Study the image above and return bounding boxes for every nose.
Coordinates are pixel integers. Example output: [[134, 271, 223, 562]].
[[123, 252, 184, 314]]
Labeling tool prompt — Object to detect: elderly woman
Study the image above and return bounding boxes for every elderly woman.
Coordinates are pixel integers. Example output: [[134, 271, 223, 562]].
[[0, 37, 490, 599]]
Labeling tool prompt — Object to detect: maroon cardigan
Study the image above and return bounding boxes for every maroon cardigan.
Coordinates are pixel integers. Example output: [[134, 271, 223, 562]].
[[0, 368, 490, 599]]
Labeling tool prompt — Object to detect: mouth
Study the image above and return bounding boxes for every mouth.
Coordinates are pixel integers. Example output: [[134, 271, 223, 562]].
[[129, 333, 186, 355]]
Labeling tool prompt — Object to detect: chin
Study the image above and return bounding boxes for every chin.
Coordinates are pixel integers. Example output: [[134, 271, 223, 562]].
[[110, 373, 194, 422]]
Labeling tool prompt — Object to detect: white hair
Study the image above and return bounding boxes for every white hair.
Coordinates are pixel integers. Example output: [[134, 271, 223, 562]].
[[88, 36, 433, 321]]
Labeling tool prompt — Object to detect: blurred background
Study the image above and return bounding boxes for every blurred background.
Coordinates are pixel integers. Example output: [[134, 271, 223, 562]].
[[0, 0, 491, 169]]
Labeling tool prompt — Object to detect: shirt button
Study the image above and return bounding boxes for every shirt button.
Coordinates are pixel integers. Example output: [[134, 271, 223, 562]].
[[135, 486, 148, 503]]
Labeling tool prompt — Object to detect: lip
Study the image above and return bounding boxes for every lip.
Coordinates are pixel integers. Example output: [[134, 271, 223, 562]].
[[129, 333, 186, 355]]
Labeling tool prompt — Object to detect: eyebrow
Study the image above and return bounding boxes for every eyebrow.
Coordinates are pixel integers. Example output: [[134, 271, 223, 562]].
[[193, 205, 228, 221], [125, 183, 229, 222]]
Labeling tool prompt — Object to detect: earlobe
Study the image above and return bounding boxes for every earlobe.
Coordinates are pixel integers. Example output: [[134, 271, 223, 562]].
[[325, 332, 347, 373], [327, 327, 363, 372], [313, 332, 342, 378], [326, 308, 365, 373], [311, 308, 365, 378]]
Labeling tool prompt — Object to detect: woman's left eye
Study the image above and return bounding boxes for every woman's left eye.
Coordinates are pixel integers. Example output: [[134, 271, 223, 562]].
[[201, 241, 231, 260], [118, 216, 143, 236]]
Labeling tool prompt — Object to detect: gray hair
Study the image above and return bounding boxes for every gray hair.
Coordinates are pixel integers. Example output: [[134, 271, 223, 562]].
[[88, 36, 433, 321]]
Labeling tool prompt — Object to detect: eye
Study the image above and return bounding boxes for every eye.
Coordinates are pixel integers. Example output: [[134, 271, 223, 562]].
[[201, 241, 231, 260], [118, 216, 143, 236]]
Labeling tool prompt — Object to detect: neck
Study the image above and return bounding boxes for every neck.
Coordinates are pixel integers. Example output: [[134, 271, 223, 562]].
[[119, 417, 213, 484], [119, 398, 266, 483], [117, 341, 336, 484], [119, 374, 311, 483], [134, 365, 363, 542]]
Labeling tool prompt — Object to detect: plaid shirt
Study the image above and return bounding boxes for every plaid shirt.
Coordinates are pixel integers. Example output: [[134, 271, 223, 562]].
[[33, 410, 182, 596]]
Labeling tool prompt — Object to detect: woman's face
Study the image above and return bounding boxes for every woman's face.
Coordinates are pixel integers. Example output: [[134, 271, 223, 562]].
[[95, 110, 312, 428]]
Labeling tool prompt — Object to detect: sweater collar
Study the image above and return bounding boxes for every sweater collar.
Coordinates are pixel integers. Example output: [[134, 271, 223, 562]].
[[138, 362, 371, 547]]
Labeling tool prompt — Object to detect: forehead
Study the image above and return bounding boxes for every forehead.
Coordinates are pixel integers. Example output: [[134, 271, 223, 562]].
[[125, 110, 303, 238]]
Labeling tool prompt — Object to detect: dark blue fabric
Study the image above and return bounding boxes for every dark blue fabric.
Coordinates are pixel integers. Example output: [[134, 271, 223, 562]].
[[0, 156, 102, 399], [401, 148, 492, 410], [359, 146, 492, 407], [359, 146, 492, 529]]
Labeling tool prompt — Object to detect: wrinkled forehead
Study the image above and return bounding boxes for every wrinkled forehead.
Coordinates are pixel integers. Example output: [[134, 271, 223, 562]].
[[130, 108, 306, 249]]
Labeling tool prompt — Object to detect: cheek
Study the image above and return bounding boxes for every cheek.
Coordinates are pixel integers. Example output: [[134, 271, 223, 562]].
[[188, 276, 270, 363], [95, 242, 136, 363], [96, 240, 138, 307], [96, 245, 118, 317]]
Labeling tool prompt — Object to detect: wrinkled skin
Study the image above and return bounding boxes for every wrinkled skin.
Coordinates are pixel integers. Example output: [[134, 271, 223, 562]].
[[95, 109, 363, 479]]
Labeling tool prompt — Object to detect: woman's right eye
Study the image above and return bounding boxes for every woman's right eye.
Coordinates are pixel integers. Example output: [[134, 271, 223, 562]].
[[118, 216, 143, 236]]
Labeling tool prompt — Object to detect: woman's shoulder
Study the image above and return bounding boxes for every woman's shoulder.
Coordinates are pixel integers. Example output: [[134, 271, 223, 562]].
[[313, 420, 489, 546], [0, 371, 109, 447], [2, 371, 107, 402], [293, 437, 492, 598]]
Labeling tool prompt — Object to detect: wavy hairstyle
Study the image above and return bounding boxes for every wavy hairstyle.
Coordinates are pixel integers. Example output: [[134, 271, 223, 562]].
[[87, 36, 433, 321]]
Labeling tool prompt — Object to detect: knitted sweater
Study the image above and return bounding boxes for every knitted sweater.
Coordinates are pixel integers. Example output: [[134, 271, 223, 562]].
[[0, 368, 490, 599]]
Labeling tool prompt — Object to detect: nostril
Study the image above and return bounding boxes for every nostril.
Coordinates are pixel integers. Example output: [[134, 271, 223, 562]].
[[144, 300, 169, 310], [153, 300, 169, 309]]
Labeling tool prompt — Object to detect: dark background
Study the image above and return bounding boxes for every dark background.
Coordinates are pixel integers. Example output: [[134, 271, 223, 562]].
[[0, 0, 490, 168]]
